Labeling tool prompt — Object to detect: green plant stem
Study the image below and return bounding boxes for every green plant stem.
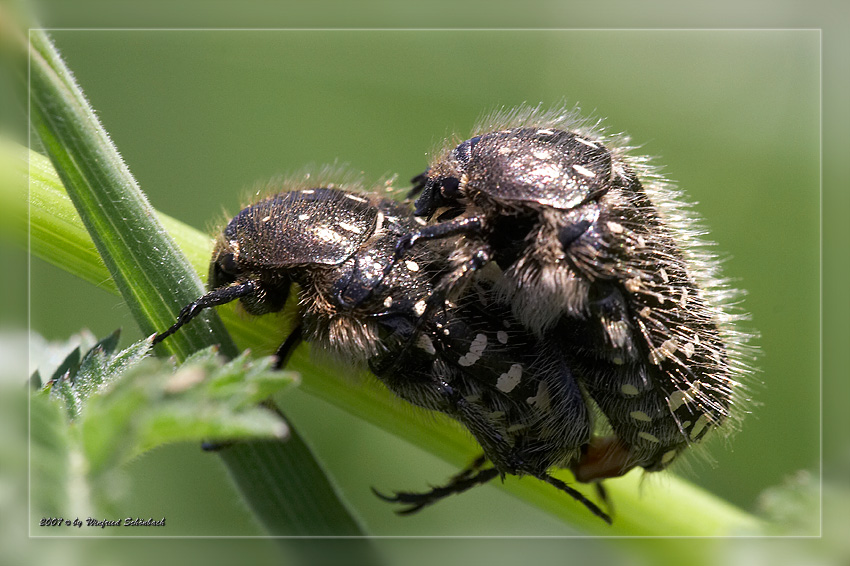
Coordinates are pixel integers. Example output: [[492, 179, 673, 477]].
[[27, 28, 233, 360], [20, 27, 372, 542]]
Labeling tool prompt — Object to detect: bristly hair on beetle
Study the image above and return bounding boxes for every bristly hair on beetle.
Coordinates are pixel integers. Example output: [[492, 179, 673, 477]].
[[154, 180, 614, 524], [384, 103, 758, 481]]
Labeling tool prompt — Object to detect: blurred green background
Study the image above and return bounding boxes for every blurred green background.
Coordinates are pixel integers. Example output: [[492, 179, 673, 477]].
[[25, 28, 820, 536], [5, 0, 845, 562]]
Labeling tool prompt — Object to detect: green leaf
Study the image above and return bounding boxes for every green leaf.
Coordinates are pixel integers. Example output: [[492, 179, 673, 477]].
[[43, 346, 83, 421], [30, 391, 75, 518], [30, 330, 298, 519], [79, 345, 296, 476], [43, 329, 150, 422]]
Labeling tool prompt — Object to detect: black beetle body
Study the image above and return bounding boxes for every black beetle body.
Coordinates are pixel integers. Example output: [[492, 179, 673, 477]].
[[399, 107, 754, 478], [155, 185, 610, 522]]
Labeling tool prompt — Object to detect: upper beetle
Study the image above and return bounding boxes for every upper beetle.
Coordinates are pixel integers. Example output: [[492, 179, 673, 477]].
[[390, 106, 755, 479]]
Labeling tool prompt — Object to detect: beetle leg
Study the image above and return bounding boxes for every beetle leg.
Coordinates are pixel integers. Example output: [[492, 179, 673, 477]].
[[372, 466, 500, 515], [273, 322, 304, 370]]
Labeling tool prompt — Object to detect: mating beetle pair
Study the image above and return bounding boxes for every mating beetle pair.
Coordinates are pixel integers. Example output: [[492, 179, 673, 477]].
[[154, 107, 753, 523]]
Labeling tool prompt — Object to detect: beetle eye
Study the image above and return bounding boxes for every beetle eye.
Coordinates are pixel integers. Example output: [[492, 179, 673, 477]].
[[440, 177, 461, 200], [219, 252, 239, 275]]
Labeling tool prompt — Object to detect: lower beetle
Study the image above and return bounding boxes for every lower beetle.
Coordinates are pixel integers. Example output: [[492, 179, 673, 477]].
[[155, 185, 612, 523]]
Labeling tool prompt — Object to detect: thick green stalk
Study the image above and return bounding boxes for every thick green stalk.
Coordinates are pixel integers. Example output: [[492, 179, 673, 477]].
[[26, 28, 233, 360]]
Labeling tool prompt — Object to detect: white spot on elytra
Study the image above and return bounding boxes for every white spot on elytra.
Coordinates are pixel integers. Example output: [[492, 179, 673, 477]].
[[537, 128, 555, 135], [302, 189, 315, 194], [630, 410, 652, 422], [639, 306, 652, 318], [344, 193, 367, 203], [690, 414, 710, 440], [532, 148, 552, 160], [261, 215, 271, 223], [621, 384, 639, 396], [659, 268, 669, 283], [458, 333, 487, 367], [470, 333, 487, 355], [680, 287, 689, 308], [383, 296, 393, 308], [668, 390, 687, 412], [497, 146, 512, 156], [298, 214, 310, 221], [405, 260, 420, 272], [606, 221, 624, 234], [338, 221, 364, 234], [531, 164, 561, 180], [315, 227, 342, 243], [682, 342, 695, 358], [496, 364, 523, 393], [526, 382, 550, 410], [638, 432, 660, 444], [649, 349, 663, 366], [660, 339, 678, 358], [416, 334, 436, 355], [572, 164, 596, 178], [413, 300, 427, 316], [574, 137, 598, 149], [496, 330, 508, 344], [625, 278, 642, 293]]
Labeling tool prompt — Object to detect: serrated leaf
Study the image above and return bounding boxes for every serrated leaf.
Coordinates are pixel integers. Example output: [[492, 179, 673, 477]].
[[138, 406, 287, 452], [48, 346, 81, 384], [94, 331, 152, 385], [45, 347, 82, 421], [72, 328, 121, 399], [80, 347, 296, 476], [45, 329, 152, 422], [29, 330, 98, 387], [29, 333, 296, 511]]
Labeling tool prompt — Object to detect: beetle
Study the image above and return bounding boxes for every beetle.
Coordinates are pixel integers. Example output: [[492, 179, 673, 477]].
[[382, 106, 754, 478], [154, 185, 612, 522]]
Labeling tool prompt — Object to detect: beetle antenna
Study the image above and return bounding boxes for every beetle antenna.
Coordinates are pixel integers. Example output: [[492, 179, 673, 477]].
[[153, 280, 259, 345]]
